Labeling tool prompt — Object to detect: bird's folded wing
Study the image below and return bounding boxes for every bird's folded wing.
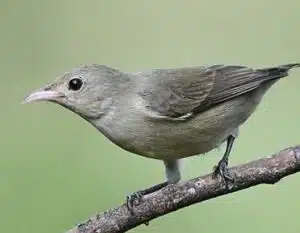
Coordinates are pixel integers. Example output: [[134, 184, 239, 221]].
[[138, 65, 272, 119]]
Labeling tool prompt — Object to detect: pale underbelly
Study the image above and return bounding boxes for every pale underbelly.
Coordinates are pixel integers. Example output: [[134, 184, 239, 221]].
[[130, 130, 231, 160], [110, 95, 257, 160]]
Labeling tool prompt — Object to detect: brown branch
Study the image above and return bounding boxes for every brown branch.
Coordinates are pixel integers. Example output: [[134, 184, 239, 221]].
[[65, 145, 300, 233]]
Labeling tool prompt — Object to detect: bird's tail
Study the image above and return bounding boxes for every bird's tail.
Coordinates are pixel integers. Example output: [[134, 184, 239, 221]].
[[258, 63, 300, 79]]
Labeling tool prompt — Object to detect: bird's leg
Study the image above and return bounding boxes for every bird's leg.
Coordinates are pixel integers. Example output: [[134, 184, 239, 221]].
[[212, 135, 235, 184], [126, 159, 181, 214]]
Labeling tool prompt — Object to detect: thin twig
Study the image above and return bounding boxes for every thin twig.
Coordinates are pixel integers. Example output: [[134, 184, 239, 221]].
[[65, 145, 300, 233]]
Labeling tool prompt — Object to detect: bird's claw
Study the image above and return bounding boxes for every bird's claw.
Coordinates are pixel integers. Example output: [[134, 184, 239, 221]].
[[212, 158, 234, 184], [126, 191, 143, 214]]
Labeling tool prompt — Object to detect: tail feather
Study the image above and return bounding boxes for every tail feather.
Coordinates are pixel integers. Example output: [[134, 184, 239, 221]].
[[258, 63, 300, 79], [279, 63, 300, 70]]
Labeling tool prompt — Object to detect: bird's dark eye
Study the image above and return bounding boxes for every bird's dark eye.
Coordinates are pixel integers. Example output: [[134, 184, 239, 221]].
[[68, 78, 83, 91]]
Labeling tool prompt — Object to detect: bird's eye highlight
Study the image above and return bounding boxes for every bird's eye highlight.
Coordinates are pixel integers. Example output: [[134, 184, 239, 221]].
[[68, 78, 83, 91]]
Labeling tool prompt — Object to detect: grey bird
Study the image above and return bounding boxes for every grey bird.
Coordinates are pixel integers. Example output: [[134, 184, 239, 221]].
[[23, 63, 300, 210]]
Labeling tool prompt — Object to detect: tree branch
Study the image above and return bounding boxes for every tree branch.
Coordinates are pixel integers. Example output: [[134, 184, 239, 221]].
[[65, 145, 300, 233]]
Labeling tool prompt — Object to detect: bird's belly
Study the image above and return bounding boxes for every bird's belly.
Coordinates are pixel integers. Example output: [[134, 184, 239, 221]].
[[98, 89, 265, 161], [129, 93, 261, 160], [129, 120, 235, 160]]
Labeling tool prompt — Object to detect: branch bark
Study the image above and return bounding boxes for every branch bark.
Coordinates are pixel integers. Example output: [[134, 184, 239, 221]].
[[65, 145, 300, 233]]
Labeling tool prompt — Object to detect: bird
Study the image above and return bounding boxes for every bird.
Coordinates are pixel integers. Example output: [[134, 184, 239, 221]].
[[23, 63, 300, 211]]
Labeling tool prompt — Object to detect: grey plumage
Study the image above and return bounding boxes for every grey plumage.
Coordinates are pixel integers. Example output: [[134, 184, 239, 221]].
[[23, 63, 300, 203], [138, 64, 299, 118]]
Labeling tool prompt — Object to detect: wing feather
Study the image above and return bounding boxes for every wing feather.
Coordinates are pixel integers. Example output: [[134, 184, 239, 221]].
[[138, 65, 286, 119]]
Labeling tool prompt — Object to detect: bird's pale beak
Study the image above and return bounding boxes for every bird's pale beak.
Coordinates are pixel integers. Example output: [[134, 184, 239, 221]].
[[22, 89, 65, 104]]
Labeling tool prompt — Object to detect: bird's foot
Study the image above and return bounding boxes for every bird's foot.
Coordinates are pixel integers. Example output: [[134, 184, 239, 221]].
[[126, 191, 150, 226], [126, 182, 169, 215], [126, 191, 143, 214], [212, 158, 234, 185]]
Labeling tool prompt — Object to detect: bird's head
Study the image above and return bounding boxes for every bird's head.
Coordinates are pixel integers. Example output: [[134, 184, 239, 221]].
[[23, 64, 128, 120]]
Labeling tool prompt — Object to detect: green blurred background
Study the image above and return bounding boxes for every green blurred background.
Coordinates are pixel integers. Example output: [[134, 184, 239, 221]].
[[1, 1, 300, 232]]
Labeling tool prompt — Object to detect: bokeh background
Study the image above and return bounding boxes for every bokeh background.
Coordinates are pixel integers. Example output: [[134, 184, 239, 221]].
[[1, 1, 300, 233]]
